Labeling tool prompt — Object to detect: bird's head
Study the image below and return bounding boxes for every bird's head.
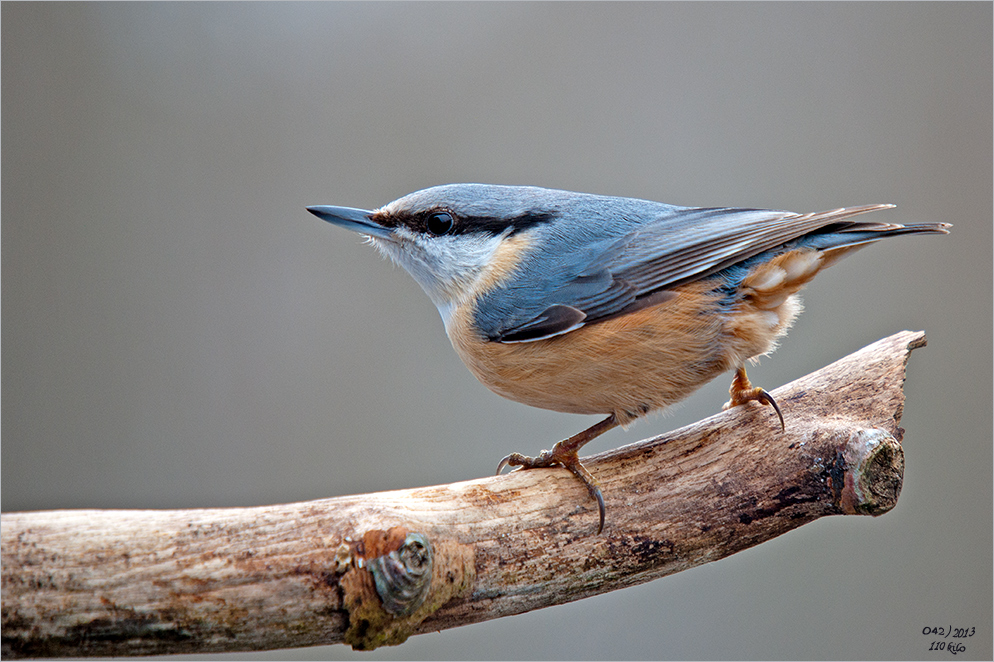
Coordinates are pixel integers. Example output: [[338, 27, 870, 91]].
[[308, 184, 560, 320]]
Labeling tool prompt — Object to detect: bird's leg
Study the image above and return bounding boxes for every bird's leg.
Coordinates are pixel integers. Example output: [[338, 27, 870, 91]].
[[496, 413, 618, 533], [722, 366, 785, 430]]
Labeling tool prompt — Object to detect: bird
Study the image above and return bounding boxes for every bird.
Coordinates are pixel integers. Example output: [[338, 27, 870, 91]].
[[308, 184, 949, 533]]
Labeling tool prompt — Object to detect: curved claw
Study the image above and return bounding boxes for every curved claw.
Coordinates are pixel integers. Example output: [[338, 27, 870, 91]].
[[495, 453, 516, 476], [562, 460, 606, 534], [757, 388, 785, 431]]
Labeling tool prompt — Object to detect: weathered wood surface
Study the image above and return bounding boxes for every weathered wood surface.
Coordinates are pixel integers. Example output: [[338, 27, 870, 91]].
[[1, 331, 924, 658]]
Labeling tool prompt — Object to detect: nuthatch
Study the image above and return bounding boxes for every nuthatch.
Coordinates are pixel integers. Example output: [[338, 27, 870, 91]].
[[308, 184, 949, 533]]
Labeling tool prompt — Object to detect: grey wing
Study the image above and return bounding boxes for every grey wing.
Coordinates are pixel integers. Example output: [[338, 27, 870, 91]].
[[487, 203, 911, 343], [605, 204, 901, 294]]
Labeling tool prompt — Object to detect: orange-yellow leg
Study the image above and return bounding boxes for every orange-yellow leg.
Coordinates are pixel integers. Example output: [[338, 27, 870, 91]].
[[496, 414, 618, 534], [722, 366, 785, 430]]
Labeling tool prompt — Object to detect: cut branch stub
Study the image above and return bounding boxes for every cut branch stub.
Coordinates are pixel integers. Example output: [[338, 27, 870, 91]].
[[835, 428, 904, 516]]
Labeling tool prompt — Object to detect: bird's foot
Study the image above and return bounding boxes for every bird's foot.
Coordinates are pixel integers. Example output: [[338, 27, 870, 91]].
[[496, 414, 617, 534], [723, 367, 785, 430]]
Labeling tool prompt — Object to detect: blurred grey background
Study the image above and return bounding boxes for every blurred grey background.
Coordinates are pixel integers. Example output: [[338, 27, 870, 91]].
[[3, 3, 991, 660]]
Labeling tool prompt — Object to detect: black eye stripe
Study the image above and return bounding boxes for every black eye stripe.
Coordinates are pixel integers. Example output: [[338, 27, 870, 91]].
[[458, 211, 557, 236], [373, 209, 557, 236]]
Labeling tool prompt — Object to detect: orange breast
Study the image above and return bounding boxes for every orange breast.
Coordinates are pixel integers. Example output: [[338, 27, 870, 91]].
[[448, 280, 723, 424]]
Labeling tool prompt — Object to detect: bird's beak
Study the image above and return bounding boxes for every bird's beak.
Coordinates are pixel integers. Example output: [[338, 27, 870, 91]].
[[306, 205, 394, 240]]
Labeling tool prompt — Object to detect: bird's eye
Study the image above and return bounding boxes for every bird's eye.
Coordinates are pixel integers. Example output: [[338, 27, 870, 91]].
[[426, 211, 454, 236]]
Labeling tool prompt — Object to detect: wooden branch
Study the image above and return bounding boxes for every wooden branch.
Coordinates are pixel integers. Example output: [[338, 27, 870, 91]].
[[1, 331, 925, 658]]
